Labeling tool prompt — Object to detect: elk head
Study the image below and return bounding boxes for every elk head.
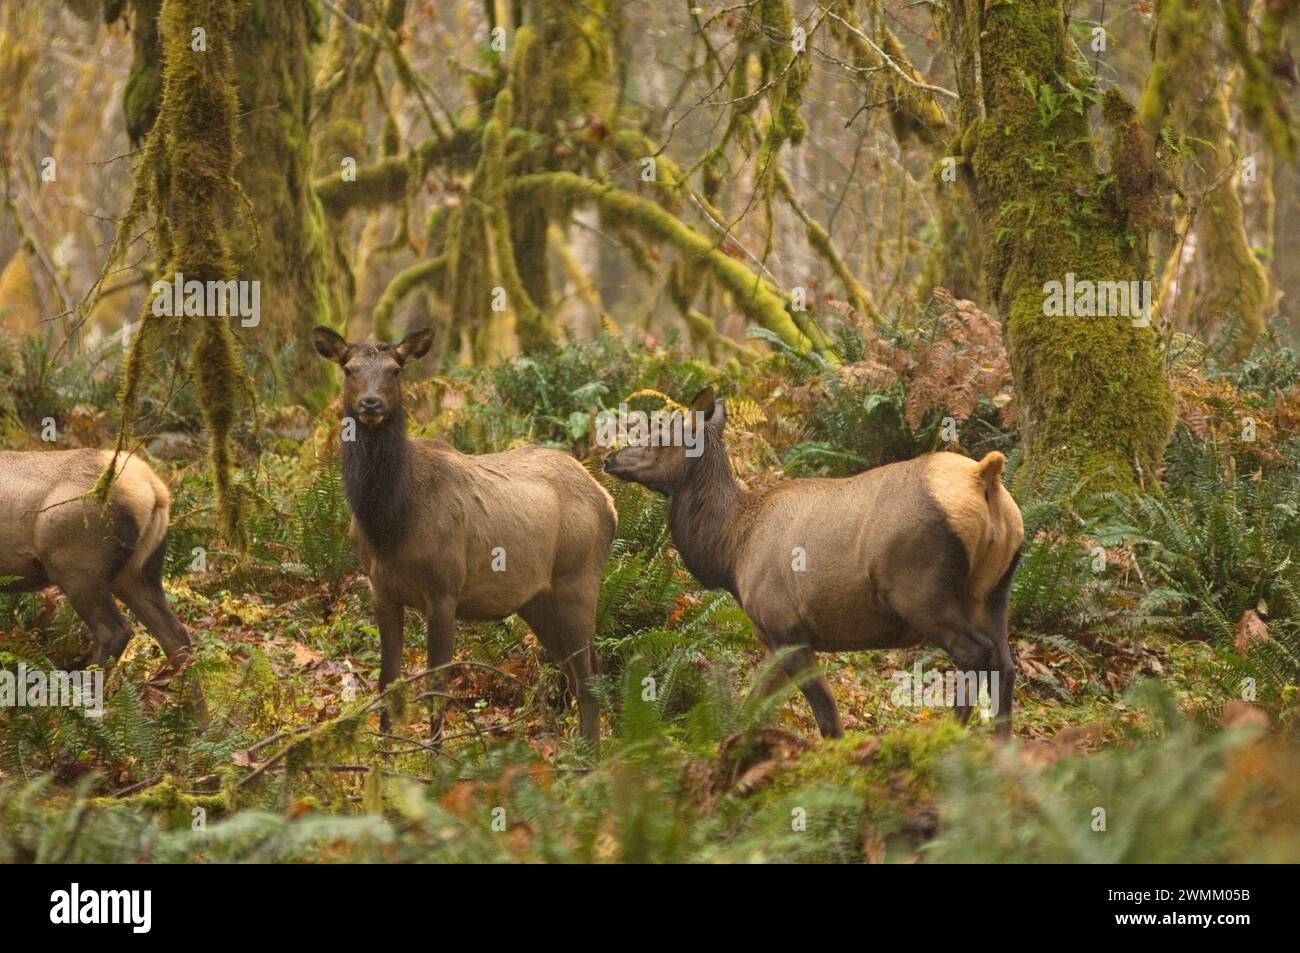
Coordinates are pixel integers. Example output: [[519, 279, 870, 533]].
[[313, 325, 434, 428], [602, 386, 724, 494]]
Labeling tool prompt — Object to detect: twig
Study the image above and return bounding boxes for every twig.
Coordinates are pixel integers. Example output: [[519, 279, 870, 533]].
[[110, 774, 163, 798], [821, 9, 958, 99]]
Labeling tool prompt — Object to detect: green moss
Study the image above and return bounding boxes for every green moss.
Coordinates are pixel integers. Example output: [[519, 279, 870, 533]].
[[122, 0, 163, 145], [508, 172, 815, 354], [1141, 0, 1270, 361], [91, 777, 227, 831], [961, 0, 1174, 490]]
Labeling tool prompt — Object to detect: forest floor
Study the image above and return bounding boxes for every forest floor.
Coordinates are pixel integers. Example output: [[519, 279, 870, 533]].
[[2, 327, 1298, 862]]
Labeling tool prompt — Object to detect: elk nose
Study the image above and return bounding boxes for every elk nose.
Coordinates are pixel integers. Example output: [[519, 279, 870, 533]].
[[358, 397, 384, 415]]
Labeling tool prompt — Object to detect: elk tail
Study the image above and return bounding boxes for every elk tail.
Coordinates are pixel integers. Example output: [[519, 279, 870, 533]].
[[973, 451, 1006, 498]]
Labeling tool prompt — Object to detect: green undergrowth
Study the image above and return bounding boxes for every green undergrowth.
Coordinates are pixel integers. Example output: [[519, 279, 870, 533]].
[[2, 324, 1299, 862]]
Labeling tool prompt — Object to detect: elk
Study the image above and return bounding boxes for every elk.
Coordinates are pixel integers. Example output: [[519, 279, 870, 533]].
[[313, 325, 616, 746], [602, 388, 1024, 738], [0, 450, 197, 672]]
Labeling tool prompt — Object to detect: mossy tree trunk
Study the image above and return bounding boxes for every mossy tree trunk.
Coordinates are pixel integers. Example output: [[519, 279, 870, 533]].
[[104, 0, 251, 542], [120, 0, 334, 402], [230, 0, 334, 400], [941, 0, 1175, 489], [1141, 0, 1271, 361]]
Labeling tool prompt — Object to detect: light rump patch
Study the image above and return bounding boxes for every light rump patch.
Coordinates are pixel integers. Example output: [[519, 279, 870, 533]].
[[922, 451, 1023, 603]]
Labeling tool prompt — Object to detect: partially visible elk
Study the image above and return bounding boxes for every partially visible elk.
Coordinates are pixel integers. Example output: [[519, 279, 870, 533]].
[[0, 449, 198, 677], [313, 325, 616, 747], [602, 388, 1024, 738]]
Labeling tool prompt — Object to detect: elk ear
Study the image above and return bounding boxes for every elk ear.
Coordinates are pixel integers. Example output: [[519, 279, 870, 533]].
[[688, 386, 716, 419], [395, 327, 434, 365], [711, 398, 727, 431], [313, 325, 350, 364]]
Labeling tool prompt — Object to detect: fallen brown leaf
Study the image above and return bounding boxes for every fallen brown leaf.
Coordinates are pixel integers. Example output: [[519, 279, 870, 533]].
[[1234, 610, 1270, 656]]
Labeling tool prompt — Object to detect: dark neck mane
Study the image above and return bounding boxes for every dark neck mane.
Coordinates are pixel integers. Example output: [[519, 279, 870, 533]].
[[341, 408, 411, 551], [667, 428, 745, 595]]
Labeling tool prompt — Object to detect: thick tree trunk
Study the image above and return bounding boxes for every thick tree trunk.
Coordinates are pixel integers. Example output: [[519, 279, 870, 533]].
[[1142, 0, 1271, 361], [231, 0, 333, 398], [122, 0, 334, 401], [942, 0, 1175, 490]]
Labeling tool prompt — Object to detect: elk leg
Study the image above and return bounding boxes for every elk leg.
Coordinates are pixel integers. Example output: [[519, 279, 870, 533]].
[[914, 619, 1001, 729], [59, 580, 134, 667], [424, 597, 456, 744], [520, 592, 601, 752], [991, 636, 1015, 740], [984, 551, 1021, 739], [115, 574, 208, 723], [114, 575, 193, 662], [374, 595, 404, 733], [768, 642, 844, 739]]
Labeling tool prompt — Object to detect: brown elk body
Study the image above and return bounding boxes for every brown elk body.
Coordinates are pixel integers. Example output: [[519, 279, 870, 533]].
[[313, 326, 616, 746], [603, 389, 1025, 738], [0, 450, 195, 669]]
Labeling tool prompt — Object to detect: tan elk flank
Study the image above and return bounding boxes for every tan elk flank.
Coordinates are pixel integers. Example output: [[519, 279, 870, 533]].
[[0, 450, 197, 670], [603, 388, 1024, 737], [313, 325, 617, 746]]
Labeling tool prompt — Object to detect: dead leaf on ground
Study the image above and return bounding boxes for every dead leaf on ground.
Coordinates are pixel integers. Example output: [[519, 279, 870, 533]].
[[293, 641, 324, 666], [1234, 610, 1270, 656]]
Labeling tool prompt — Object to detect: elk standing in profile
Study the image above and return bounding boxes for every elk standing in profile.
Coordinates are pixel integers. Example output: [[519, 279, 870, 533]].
[[0, 450, 199, 682], [603, 388, 1024, 738], [313, 325, 616, 747]]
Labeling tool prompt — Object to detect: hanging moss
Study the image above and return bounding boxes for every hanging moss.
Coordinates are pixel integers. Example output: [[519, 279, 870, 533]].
[[756, 0, 810, 151], [98, 0, 252, 543], [119, 0, 163, 146], [1220, 0, 1298, 158]]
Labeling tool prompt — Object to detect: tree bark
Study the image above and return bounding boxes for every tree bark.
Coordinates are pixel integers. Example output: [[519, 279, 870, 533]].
[[941, 0, 1175, 489]]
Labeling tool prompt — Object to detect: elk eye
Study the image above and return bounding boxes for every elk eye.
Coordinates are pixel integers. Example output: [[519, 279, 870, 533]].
[[343, 366, 354, 376]]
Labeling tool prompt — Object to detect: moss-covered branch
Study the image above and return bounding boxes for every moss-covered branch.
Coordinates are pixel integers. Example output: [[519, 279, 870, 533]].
[[825, 3, 951, 145], [372, 255, 447, 339], [774, 167, 881, 322], [506, 171, 815, 354], [313, 127, 481, 216]]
